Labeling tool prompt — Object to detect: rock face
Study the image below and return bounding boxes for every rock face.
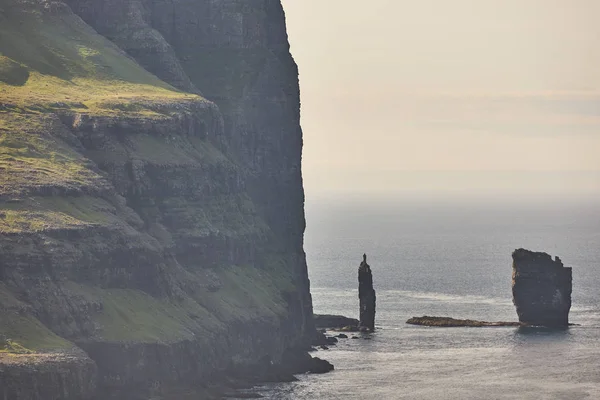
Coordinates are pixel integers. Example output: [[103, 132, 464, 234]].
[[358, 254, 376, 331], [512, 249, 572, 327], [0, 353, 97, 400], [63, 0, 313, 338], [0, 0, 317, 398]]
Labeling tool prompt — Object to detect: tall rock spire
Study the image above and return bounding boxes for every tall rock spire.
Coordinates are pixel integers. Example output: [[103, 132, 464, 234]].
[[358, 254, 376, 332]]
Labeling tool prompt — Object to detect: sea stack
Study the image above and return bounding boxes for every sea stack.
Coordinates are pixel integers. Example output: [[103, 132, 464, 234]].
[[512, 249, 572, 327], [358, 254, 376, 331]]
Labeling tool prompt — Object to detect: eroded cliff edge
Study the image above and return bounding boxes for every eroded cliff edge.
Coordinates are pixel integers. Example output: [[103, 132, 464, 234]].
[[0, 0, 313, 398]]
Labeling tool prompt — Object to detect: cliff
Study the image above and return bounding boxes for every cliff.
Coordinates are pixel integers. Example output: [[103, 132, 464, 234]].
[[0, 0, 313, 398], [512, 249, 572, 328]]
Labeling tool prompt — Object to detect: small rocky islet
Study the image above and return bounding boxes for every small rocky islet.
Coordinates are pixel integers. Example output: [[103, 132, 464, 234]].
[[406, 316, 523, 328]]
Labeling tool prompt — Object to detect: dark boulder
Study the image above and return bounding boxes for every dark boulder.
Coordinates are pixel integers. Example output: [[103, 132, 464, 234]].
[[279, 348, 334, 375], [313, 314, 360, 330], [308, 357, 334, 374], [512, 249, 572, 328], [311, 330, 338, 346]]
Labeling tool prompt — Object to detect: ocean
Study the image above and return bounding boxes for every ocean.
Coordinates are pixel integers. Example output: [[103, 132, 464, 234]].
[[256, 198, 600, 399]]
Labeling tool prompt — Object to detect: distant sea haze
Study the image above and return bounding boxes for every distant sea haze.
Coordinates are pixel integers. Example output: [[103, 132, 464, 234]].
[[256, 198, 600, 399]]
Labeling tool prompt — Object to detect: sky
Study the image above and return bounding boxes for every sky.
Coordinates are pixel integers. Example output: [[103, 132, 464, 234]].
[[280, 0, 600, 201]]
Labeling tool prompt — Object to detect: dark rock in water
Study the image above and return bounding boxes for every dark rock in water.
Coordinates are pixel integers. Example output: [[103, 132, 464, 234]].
[[407, 316, 524, 327], [358, 254, 376, 331], [319, 345, 329, 350], [279, 348, 334, 376], [337, 334, 348, 339], [312, 330, 336, 346], [314, 314, 360, 329], [308, 357, 335, 374], [512, 249, 572, 327]]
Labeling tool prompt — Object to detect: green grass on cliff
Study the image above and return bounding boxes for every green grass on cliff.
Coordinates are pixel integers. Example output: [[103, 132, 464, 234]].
[[62, 262, 294, 343], [0, 196, 115, 233], [82, 126, 231, 168], [0, 0, 298, 357], [0, 2, 200, 115], [0, 315, 72, 353], [162, 194, 269, 239], [0, 114, 107, 198], [0, 285, 72, 353], [198, 262, 294, 325], [130, 134, 229, 166], [65, 282, 222, 343], [187, 263, 295, 325]]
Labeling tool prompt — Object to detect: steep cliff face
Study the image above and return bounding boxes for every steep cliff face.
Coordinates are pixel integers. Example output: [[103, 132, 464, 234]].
[[512, 249, 572, 327], [65, 0, 313, 335], [0, 0, 313, 398], [63, 0, 312, 332]]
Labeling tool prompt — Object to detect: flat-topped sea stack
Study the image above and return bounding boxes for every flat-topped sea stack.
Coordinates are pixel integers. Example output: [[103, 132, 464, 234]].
[[512, 249, 572, 328], [358, 254, 376, 331]]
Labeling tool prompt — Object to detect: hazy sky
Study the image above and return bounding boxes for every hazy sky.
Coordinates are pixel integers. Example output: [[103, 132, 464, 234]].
[[281, 0, 600, 200]]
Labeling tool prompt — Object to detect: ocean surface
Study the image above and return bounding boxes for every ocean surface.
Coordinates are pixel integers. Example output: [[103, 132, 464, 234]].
[[254, 198, 600, 399]]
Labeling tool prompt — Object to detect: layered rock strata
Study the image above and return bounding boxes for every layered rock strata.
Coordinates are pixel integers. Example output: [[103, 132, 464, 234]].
[[512, 249, 572, 327]]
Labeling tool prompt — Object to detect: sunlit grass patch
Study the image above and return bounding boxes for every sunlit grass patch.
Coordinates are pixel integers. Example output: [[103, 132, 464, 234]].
[[0, 113, 106, 196], [0, 1, 203, 116]]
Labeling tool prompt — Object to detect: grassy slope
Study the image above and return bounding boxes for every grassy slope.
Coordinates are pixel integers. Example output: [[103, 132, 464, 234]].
[[0, 1, 198, 114], [0, 0, 202, 198], [0, 284, 72, 353], [0, 1, 293, 354]]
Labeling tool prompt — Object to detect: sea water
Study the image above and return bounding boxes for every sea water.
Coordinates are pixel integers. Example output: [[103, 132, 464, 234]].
[[255, 198, 600, 399]]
